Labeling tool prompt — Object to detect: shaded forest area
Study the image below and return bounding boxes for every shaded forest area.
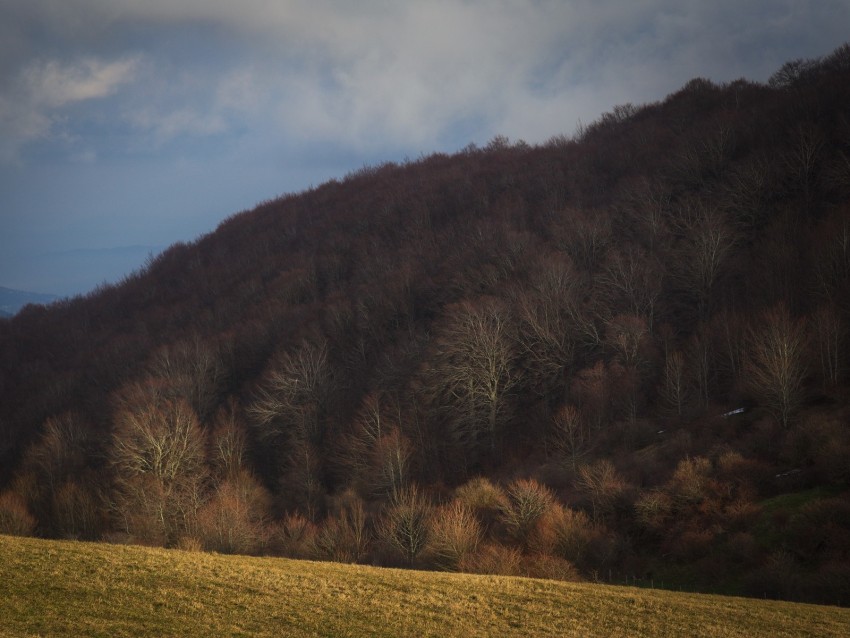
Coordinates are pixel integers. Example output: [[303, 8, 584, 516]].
[[1, 45, 849, 605]]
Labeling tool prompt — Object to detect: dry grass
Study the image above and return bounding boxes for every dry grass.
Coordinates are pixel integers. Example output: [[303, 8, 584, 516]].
[[1, 534, 848, 637]]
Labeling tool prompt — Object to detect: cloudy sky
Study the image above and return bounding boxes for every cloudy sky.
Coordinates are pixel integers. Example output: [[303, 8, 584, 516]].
[[1, 1, 847, 297]]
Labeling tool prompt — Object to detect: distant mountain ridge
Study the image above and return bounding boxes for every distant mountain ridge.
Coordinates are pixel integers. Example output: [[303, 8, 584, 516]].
[[0, 286, 58, 316]]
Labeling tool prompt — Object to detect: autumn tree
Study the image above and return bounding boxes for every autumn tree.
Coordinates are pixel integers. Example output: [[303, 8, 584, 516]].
[[498, 478, 556, 550], [745, 306, 808, 428], [428, 499, 482, 570], [14, 412, 100, 539], [576, 460, 628, 524]]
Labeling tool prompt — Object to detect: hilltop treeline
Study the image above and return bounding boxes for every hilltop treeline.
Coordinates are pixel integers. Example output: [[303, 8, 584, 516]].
[[1, 44, 850, 604]]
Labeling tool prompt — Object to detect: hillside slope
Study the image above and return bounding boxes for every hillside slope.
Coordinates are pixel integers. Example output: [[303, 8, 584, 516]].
[[1, 44, 850, 605], [2, 535, 848, 638]]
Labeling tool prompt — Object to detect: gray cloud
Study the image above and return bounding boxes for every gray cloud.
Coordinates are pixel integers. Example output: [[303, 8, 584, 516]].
[[2, 1, 848, 294], [3, 1, 848, 159]]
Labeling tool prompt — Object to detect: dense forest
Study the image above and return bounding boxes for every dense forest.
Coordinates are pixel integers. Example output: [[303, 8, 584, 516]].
[[1, 45, 849, 605]]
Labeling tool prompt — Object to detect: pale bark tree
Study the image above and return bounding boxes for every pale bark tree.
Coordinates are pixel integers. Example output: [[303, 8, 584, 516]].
[[745, 306, 808, 428], [598, 248, 662, 331], [209, 400, 249, 481], [813, 214, 850, 312], [554, 208, 611, 271], [576, 460, 627, 524], [498, 478, 556, 549], [514, 255, 582, 395], [431, 299, 520, 462], [549, 404, 590, 470], [672, 201, 738, 319], [249, 339, 332, 444], [110, 390, 208, 545], [377, 485, 432, 567]]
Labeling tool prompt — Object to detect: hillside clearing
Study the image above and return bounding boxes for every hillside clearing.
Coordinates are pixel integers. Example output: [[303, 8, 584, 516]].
[[1, 535, 848, 637]]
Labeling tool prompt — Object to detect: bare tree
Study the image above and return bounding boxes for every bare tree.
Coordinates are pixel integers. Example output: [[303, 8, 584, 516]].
[[745, 306, 808, 428], [620, 176, 672, 253], [514, 254, 582, 395], [209, 399, 249, 481], [249, 339, 332, 444], [576, 460, 627, 524], [336, 393, 411, 498], [660, 349, 689, 417], [499, 478, 556, 550], [598, 248, 663, 331], [430, 299, 520, 461], [147, 335, 227, 421], [0, 491, 36, 536], [672, 201, 738, 319], [311, 490, 370, 564], [811, 304, 843, 389], [552, 207, 611, 271], [109, 387, 208, 545], [377, 485, 432, 566], [784, 122, 825, 213], [197, 471, 272, 555], [549, 404, 590, 470]]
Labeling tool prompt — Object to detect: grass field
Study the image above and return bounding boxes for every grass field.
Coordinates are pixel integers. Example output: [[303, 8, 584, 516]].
[[1, 535, 848, 637]]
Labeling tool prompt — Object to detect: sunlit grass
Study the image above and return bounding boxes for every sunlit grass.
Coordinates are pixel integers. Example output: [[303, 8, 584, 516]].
[[1, 535, 848, 637]]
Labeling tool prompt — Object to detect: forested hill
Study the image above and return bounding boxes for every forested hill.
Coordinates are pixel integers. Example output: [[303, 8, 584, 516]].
[[1, 44, 849, 605]]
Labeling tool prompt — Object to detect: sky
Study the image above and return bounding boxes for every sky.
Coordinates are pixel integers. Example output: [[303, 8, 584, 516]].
[[1, 1, 848, 298]]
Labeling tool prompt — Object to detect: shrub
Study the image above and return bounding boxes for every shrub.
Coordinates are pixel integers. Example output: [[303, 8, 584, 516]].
[[634, 490, 673, 532], [427, 500, 482, 571], [0, 491, 36, 536], [311, 491, 370, 564], [377, 485, 432, 567], [53, 480, 101, 540], [197, 476, 271, 555], [271, 512, 317, 559], [454, 476, 508, 532], [541, 504, 595, 566], [576, 460, 628, 523], [460, 542, 523, 576], [521, 553, 582, 582], [499, 478, 556, 549]]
